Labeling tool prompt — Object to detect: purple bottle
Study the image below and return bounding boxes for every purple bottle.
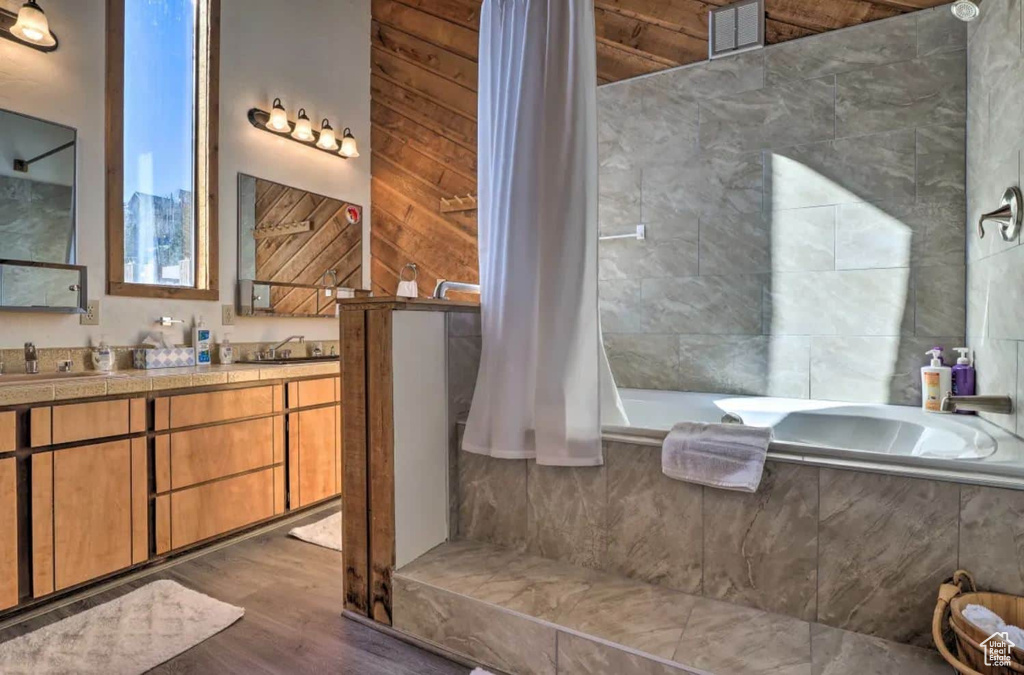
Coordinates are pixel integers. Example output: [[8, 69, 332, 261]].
[[952, 348, 976, 414]]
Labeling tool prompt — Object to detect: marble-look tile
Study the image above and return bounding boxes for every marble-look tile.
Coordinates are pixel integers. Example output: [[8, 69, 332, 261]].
[[673, 597, 812, 675], [959, 485, 1024, 596], [396, 540, 517, 593], [392, 576, 557, 675], [677, 335, 810, 399], [809, 336, 962, 405], [698, 77, 835, 154], [764, 13, 917, 85], [599, 236, 698, 281], [644, 49, 765, 102], [642, 276, 764, 335], [472, 552, 598, 621], [835, 201, 965, 270], [970, 338, 1018, 433], [632, 76, 700, 167], [555, 575, 697, 660], [914, 266, 965, 337], [767, 269, 913, 337], [604, 334, 679, 391], [765, 130, 917, 211], [1018, 342, 1024, 438], [810, 623, 949, 675], [917, 125, 966, 206], [768, 207, 837, 273], [458, 450, 528, 550], [980, 245, 1024, 341], [557, 631, 694, 675], [643, 152, 763, 224], [526, 462, 607, 569], [698, 212, 771, 275], [702, 462, 819, 621], [447, 311, 481, 337], [604, 442, 703, 594], [599, 166, 641, 230], [448, 336, 481, 418], [917, 6, 967, 57], [835, 51, 966, 138], [599, 279, 644, 334], [598, 79, 644, 170], [817, 468, 959, 645]]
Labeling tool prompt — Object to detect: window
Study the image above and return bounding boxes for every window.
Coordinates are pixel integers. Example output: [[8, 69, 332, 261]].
[[106, 0, 219, 299]]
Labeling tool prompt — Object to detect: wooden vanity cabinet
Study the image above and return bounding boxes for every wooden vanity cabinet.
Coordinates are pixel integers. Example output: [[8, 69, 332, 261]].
[[0, 457, 17, 610]]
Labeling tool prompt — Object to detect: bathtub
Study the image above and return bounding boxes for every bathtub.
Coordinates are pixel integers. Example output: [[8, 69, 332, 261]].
[[606, 389, 1024, 485]]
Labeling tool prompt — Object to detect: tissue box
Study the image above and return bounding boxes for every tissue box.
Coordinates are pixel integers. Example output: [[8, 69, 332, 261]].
[[133, 347, 196, 370]]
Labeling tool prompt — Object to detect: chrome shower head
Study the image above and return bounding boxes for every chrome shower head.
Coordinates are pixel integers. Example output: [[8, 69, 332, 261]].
[[951, 0, 980, 21]]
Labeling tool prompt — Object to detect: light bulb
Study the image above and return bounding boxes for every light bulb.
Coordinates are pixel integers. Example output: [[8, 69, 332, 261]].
[[11, 1, 55, 47], [339, 128, 359, 158], [267, 98, 289, 133], [291, 108, 314, 142], [316, 119, 338, 150]]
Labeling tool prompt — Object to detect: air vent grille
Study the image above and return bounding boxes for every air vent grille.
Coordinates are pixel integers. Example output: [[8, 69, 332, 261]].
[[709, 0, 765, 59]]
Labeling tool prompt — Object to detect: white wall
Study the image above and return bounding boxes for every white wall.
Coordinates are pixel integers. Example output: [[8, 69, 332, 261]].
[[0, 0, 370, 348]]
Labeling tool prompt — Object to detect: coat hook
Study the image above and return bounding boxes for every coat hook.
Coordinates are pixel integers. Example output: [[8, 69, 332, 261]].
[[979, 187, 1022, 241]]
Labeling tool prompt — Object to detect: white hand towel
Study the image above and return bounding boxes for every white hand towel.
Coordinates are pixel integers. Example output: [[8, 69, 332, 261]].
[[396, 280, 418, 298], [662, 422, 772, 492]]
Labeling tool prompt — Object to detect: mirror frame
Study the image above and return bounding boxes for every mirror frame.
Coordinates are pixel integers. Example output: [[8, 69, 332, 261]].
[[0, 259, 87, 314]]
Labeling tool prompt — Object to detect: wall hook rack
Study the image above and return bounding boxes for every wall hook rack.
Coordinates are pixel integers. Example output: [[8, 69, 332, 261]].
[[439, 193, 478, 214]]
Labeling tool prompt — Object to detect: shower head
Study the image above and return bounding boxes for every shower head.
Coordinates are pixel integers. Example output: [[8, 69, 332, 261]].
[[951, 0, 981, 21]]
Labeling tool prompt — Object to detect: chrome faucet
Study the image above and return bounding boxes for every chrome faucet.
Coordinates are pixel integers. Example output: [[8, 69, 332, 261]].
[[940, 393, 1013, 414], [24, 342, 38, 374], [432, 279, 481, 299], [263, 335, 304, 360]]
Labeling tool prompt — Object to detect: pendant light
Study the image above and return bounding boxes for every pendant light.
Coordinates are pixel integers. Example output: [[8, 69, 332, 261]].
[[6, 1, 58, 50], [267, 98, 289, 133], [291, 108, 314, 142], [339, 128, 359, 158], [316, 119, 338, 151]]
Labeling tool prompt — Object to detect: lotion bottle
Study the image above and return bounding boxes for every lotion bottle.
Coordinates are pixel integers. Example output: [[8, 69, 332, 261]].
[[921, 348, 952, 413], [192, 316, 212, 366], [951, 347, 976, 413]]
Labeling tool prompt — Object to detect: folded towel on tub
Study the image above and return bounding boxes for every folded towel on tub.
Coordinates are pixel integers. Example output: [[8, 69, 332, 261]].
[[662, 422, 772, 492]]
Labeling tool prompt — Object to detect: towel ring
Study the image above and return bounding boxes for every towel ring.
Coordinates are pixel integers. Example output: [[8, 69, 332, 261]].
[[400, 263, 418, 282]]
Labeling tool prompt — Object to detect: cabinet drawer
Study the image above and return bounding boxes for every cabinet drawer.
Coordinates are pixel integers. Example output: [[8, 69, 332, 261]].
[[0, 412, 14, 453], [168, 468, 275, 549], [160, 386, 277, 430], [0, 457, 16, 609], [32, 399, 137, 447], [164, 417, 276, 490], [287, 378, 339, 409]]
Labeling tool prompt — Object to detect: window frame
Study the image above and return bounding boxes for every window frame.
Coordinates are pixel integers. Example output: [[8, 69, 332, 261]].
[[105, 0, 220, 300]]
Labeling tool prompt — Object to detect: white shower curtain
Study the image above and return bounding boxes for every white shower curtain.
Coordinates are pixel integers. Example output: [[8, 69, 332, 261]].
[[462, 0, 626, 467]]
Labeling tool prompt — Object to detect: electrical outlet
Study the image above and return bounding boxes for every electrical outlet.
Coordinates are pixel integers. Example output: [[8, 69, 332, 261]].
[[80, 299, 100, 326], [221, 304, 235, 326]]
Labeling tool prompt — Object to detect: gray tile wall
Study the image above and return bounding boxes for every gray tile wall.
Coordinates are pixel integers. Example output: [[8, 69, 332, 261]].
[[964, 0, 1024, 435], [599, 7, 968, 405], [456, 439, 1024, 647]]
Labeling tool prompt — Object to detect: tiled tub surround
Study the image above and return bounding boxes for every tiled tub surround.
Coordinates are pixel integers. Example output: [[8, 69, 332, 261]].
[[394, 541, 949, 675], [598, 6, 968, 405], [965, 0, 1024, 437], [457, 439, 1024, 649]]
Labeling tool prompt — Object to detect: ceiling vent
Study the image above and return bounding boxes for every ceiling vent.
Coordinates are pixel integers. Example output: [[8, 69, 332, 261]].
[[709, 0, 765, 60]]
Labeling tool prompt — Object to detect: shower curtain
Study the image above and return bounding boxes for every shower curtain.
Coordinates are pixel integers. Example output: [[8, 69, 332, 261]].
[[462, 0, 626, 467]]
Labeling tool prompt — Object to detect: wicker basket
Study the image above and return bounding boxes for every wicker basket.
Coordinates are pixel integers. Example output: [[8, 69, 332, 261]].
[[933, 570, 1024, 675]]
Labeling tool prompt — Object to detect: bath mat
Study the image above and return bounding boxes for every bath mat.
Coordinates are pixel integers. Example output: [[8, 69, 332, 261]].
[[288, 511, 343, 551], [0, 579, 244, 674]]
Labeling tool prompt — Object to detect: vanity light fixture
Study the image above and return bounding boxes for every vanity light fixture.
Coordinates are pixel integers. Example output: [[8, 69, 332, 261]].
[[316, 119, 338, 151], [339, 128, 359, 159], [247, 100, 359, 161], [1, 0, 59, 52], [291, 108, 314, 142]]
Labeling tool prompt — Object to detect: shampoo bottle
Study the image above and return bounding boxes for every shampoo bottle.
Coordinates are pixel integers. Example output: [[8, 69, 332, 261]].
[[192, 316, 212, 366], [952, 347, 976, 413], [921, 348, 952, 412]]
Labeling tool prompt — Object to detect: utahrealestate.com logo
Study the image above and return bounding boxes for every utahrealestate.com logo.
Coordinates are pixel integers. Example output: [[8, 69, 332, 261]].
[[981, 631, 1017, 667]]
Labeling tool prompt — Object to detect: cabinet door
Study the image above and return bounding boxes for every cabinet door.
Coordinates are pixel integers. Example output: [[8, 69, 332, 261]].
[[53, 441, 132, 590], [289, 406, 340, 507], [0, 457, 17, 609]]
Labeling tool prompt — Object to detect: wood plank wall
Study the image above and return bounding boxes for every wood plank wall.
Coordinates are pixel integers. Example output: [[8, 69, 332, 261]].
[[368, 0, 948, 295]]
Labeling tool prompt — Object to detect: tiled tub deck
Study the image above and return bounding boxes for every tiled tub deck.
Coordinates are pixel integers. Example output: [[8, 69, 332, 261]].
[[394, 540, 948, 675]]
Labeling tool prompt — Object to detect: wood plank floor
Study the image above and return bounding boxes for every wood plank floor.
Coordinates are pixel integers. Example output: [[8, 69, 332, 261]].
[[0, 504, 469, 675]]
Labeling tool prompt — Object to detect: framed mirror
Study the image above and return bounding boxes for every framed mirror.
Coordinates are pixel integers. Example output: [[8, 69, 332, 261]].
[[237, 173, 363, 318], [0, 108, 82, 313]]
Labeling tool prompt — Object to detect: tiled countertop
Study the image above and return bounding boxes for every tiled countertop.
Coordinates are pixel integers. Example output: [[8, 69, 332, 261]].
[[0, 360, 340, 406]]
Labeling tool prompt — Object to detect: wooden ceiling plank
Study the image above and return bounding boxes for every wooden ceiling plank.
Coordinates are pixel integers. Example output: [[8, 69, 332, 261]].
[[371, 48, 477, 120], [595, 6, 707, 66], [372, 0, 478, 60], [388, 0, 482, 32], [594, 0, 711, 40], [372, 20, 479, 91], [371, 101, 477, 179], [371, 126, 476, 202], [372, 74, 477, 150]]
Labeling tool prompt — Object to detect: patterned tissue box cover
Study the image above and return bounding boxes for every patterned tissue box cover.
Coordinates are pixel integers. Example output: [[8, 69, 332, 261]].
[[133, 347, 196, 369]]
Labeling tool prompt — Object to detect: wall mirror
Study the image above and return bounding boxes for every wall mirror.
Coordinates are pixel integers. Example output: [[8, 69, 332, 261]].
[[0, 108, 84, 313], [237, 173, 362, 318]]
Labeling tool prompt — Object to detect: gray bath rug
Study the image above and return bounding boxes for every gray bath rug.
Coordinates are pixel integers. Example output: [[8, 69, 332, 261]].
[[288, 511, 343, 551], [0, 579, 244, 674]]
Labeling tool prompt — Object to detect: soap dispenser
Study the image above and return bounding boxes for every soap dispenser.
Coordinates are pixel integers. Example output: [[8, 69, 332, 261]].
[[192, 316, 212, 366], [92, 335, 114, 372], [952, 347, 976, 412], [922, 348, 952, 413]]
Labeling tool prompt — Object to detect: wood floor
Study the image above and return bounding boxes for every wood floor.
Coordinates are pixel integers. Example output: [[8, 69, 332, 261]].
[[0, 504, 469, 675]]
